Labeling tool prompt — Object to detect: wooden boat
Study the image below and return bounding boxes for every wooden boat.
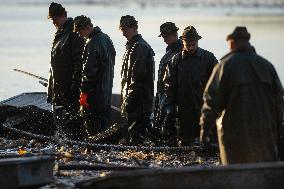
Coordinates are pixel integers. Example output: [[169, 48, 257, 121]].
[[0, 92, 121, 112], [76, 161, 284, 189], [0, 92, 125, 141]]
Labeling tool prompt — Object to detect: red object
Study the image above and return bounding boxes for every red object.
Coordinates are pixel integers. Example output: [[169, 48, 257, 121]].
[[79, 92, 90, 108]]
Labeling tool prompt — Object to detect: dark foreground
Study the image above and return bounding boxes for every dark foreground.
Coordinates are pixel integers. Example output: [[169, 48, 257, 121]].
[[0, 92, 283, 188], [0, 137, 219, 188], [0, 92, 219, 188]]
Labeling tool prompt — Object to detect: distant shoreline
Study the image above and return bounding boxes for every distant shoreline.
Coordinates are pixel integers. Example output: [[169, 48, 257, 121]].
[[1, 0, 284, 17], [2, 0, 284, 7]]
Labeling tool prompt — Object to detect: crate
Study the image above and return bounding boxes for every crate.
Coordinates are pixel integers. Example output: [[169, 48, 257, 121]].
[[0, 156, 54, 189]]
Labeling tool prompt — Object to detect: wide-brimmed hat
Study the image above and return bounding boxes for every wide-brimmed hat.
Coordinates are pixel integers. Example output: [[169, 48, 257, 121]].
[[158, 22, 179, 37], [119, 15, 138, 29], [180, 26, 202, 41], [48, 2, 66, 19], [226, 26, 250, 41]]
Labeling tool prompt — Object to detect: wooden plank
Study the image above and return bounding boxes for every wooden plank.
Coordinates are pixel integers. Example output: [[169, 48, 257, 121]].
[[0, 156, 54, 189], [76, 161, 284, 189]]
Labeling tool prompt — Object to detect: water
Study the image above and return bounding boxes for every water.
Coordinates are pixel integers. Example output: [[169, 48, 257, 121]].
[[1, 3, 284, 101]]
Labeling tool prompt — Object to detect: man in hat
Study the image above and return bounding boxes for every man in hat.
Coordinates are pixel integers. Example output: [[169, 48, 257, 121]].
[[73, 15, 116, 137], [119, 15, 155, 144], [200, 26, 284, 164], [164, 26, 218, 146], [151, 22, 183, 145], [47, 2, 85, 139]]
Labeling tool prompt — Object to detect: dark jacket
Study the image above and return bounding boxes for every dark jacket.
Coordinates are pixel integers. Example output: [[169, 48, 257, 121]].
[[165, 47, 217, 143], [121, 34, 155, 117], [81, 27, 116, 117], [48, 18, 85, 107], [200, 45, 284, 164], [153, 39, 182, 127]]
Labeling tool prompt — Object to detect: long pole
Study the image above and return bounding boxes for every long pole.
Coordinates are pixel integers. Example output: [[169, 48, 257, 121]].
[[13, 68, 121, 112], [13, 68, 48, 82]]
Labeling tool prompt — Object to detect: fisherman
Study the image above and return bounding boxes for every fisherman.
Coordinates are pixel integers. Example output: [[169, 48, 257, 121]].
[[73, 15, 116, 137], [119, 15, 155, 144], [47, 2, 85, 139], [151, 22, 182, 145], [200, 26, 284, 164], [164, 26, 218, 146]]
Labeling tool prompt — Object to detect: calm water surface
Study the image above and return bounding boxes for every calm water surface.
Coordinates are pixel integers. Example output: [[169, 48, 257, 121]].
[[0, 4, 284, 100]]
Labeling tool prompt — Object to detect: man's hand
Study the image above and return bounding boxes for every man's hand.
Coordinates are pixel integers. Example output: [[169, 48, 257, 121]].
[[79, 92, 90, 108], [200, 129, 211, 148], [47, 95, 52, 104]]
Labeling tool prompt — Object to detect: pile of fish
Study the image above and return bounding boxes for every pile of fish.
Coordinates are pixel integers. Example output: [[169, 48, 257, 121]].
[[1, 92, 283, 188], [0, 101, 219, 188]]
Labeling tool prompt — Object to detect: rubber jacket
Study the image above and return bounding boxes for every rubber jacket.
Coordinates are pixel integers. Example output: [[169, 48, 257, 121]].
[[121, 34, 155, 118], [165, 47, 218, 144], [81, 26, 116, 117], [48, 18, 85, 108], [200, 45, 284, 164], [153, 39, 182, 129]]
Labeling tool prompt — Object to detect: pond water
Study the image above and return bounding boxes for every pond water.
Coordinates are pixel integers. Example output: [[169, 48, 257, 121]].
[[0, 3, 284, 100]]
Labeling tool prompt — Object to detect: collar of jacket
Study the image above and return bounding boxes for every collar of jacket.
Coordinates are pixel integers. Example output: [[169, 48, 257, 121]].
[[220, 44, 255, 61], [181, 47, 202, 59], [234, 43, 255, 54], [88, 26, 102, 39], [126, 34, 142, 49], [166, 39, 182, 52], [56, 17, 73, 34]]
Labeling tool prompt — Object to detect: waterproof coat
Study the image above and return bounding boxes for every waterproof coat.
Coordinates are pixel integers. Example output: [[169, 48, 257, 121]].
[[200, 45, 284, 164], [81, 27, 116, 118], [48, 18, 85, 107], [153, 39, 182, 128], [165, 47, 218, 144], [121, 34, 155, 118]]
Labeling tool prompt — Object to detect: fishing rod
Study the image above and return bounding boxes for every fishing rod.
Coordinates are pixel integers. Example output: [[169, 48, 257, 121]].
[[13, 68, 48, 82], [13, 68, 48, 87], [13, 68, 121, 112], [39, 80, 48, 87]]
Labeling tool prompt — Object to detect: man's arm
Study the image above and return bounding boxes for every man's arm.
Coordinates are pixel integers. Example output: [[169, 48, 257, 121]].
[[164, 56, 178, 110], [272, 68, 284, 131], [207, 53, 218, 79], [200, 63, 227, 143], [162, 54, 180, 128], [71, 32, 85, 90], [81, 42, 99, 94], [47, 67, 53, 103], [125, 43, 151, 109]]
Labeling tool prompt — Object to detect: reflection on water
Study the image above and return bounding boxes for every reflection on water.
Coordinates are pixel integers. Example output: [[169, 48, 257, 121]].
[[0, 3, 284, 100]]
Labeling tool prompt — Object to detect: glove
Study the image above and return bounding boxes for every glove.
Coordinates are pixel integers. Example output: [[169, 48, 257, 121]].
[[79, 92, 90, 108]]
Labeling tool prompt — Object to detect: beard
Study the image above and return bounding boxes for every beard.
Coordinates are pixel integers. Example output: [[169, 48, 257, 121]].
[[185, 48, 197, 55]]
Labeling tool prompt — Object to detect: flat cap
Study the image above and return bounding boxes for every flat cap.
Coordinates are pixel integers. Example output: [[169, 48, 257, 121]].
[[74, 15, 92, 31], [119, 15, 138, 29], [48, 2, 66, 19]]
